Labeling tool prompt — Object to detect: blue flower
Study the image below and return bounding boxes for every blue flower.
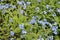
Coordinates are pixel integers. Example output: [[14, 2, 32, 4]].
[[29, 19, 36, 24], [22, 30, 27, 34], [23, 3, 26, 9], [0, 4, 3, 10], [19, 23, 24, 29], [46, 5, 50, 9], [10, 31, 14, 36], [43, 11, 47, 14], [20, 9, 24, 14], [37, 0, 41, 2], [57, 8, 60, 13], [4, 4, 9, 8], [26, 2, 31, 5]]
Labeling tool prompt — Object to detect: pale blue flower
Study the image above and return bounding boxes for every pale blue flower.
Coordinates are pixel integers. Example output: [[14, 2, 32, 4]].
[[10, 31, 14, 36], [29, 19, 36, 24], [53, 30, 57, 34], [26, 2, 31, 5], [19, 23, 24, 29], [43, 19, 47, 22], [48, 35, 53, 40], [20, 9, 24, 14], [4, 4, 9, 8], [10, 38, 14, 40], [49, 9, 53, 12], [57, 8, 60, 13], [23, 3, 26, 9], [44, 11, 47, 14], [46, 5, 50, 9], [17, 1, 24, 5], [22, 30, 27, 34], [37, 0, 41, 2], [52, 12, 56, 17], [0, 4, 3, 9]]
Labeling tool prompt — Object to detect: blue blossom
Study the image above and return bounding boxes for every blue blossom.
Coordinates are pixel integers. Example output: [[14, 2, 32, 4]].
[[52, 12, 56, 17], [43, 11, 47, 14], [10, 38, 14, 40], [26, 2, 31, 5], [37, 0, 41, 2], [57, 8, 60, 13], [52, 26, 58, 34], [53, 30, 57, 34], [19, 23, 24, 29], [29, 19, 36, 24], [4, 4, 9, 8], [46, 5, 50, 9], [32, 16, 38, 19], [17, 1, 25, 5], [48, 35, 53, 40], [48, 9, 53, 12], [10, 31, 14, 36], [23, 3, 26, 9], [0, 4, 3, 9], [22, 30, 27, 34], [20, 9, 24, 14]]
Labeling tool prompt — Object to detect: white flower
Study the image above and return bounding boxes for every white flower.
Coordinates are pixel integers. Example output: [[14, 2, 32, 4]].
[[19, 23, 24, 29], [22, 30, 27, 34], [57, 8, 60, 13], [10, 31, 14, 36], [26, 2, 31, 5]]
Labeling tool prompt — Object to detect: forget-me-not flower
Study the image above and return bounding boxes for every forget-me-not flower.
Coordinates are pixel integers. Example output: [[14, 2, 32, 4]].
[[10, 31, 14, 36], [19, 23, 24, 29]]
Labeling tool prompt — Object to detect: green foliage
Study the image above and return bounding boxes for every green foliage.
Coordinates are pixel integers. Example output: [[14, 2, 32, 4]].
[[0, 0, 60, 40]]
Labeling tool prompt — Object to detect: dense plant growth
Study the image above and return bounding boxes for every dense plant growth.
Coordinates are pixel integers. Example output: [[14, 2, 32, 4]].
[[0, 0, 60, 40]]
